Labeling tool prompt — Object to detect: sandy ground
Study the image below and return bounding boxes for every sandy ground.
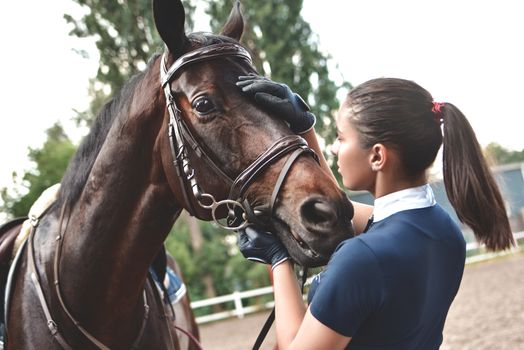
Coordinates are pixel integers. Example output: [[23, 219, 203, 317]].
[[198, 252, 524, 350]]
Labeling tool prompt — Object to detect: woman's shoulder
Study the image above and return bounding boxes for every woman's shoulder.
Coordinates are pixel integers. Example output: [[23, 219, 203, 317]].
[[330, 236, 382, 270], [372, 205, 461, 235], [366, 205, 466, 253]]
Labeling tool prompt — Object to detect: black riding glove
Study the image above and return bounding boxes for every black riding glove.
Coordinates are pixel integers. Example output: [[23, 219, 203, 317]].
[[237, 225, 290, 270], [236, 74, 316, 134]]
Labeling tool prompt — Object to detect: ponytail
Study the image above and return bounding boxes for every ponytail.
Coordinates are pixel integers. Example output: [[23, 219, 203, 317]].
[[441, 103, 514, 251]]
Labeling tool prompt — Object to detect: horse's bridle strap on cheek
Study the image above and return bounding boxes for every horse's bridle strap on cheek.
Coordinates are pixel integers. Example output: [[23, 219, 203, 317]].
[[228, 135, 317, 201], [228, 136, 318, 230], [161, 43, 320, 231]]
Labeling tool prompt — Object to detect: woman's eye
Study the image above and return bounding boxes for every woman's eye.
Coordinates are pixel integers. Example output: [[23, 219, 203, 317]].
[[192, 97, 216, 114]]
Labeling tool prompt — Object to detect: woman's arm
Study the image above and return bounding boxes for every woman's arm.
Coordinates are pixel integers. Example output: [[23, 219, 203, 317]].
[[301, 129, 373, 234], [272, 261, 351, 349], [272, 261, 306, 346], [237, 228, 353, 349]]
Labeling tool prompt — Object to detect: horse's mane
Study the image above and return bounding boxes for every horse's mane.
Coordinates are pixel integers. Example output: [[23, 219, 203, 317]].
[[56, 53, 161, 209], [187, 32, 240, 49], [56, 33, 241, 210]]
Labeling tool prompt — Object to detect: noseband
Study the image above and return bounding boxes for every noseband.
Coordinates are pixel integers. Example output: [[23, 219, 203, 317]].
[[161, 42, 319, 231]]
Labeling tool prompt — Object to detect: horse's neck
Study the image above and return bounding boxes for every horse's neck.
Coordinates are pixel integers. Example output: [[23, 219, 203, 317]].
[[37, 62, 182, 324]]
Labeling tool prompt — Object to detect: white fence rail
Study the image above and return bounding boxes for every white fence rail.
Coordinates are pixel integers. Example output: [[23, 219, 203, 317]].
[[190, 286, 275, 324], [190, 231, 524, 324]]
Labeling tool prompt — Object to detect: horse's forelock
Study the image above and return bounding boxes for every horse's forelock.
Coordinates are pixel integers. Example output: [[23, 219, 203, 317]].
[[187, 32, 240, 50]]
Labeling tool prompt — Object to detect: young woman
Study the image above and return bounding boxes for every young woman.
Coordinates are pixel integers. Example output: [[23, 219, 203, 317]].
[[236, 76, 514, 349]]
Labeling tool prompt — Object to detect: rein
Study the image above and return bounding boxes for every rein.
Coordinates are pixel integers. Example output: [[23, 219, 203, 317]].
[[252, 266, 309, 350], [27, 206, 155, 349]]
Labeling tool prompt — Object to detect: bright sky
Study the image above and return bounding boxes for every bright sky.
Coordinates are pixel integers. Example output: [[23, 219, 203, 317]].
[[1, 0, 523, 191]]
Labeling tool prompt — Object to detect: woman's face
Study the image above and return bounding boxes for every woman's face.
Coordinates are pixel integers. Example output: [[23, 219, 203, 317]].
[[331, 106, 374, 191]]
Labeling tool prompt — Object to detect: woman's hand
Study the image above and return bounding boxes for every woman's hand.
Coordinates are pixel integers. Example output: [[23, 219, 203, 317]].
[[237, 225, 290, 269], [237, 74, 316, 134]]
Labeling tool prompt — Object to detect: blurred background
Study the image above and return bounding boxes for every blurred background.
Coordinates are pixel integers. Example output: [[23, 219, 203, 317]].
[[1, 1, 523, 348]]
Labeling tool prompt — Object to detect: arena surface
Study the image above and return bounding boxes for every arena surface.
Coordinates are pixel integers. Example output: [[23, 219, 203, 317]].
[[199, 252, 524, 350]]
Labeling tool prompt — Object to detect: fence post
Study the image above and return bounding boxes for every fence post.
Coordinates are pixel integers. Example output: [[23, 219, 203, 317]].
[[233, 290, 244, 319]]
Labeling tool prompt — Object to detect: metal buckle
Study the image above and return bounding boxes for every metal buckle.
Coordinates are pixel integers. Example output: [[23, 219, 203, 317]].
[[29, 215, 39, 227], [47, 320, 58, 335]]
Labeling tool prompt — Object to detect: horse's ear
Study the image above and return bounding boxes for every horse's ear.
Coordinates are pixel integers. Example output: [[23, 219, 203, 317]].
[[219, 0, 244, 41], [153, 0, 189, 57]]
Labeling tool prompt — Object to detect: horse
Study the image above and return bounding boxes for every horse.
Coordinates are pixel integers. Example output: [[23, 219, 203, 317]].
[[2, 0, 354, 348]]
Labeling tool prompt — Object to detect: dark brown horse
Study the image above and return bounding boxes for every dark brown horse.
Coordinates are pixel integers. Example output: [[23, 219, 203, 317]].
[[3, 0, 353, 348]]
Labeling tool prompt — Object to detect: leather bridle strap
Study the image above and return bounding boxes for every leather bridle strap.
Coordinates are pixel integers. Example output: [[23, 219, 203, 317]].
[[252, 308, 274, 350], [161, 46, 242, 218], [52, 205, 150, 349], [268, 147, 312, 216], [27, 204, 151, 350], [28, 226, 73, 350], [161, 43, 252, 87], [173, 325, 204, 350], [165, 98, 200, 216], [161, 44, 320, 231], [51, 206, 111, 350], [229, 135, 318, 230], [228, 135, 314, 201], [239, 146, 316, 229]]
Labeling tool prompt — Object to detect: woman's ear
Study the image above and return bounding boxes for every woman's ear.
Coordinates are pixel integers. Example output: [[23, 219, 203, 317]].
[[369, 144, 387, 171]]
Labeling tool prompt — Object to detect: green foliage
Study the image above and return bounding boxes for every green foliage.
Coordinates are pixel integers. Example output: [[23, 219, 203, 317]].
[[0, 123, 76, 218], [165, 219, 269, 305], [64, 0, 196, 126], [484, 142, 524, 166]]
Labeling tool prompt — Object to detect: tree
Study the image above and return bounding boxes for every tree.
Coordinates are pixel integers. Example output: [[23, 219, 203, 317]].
[[484, 142, 524, 166], [64, 0, 196, 126], [0, 123, 76, 218]]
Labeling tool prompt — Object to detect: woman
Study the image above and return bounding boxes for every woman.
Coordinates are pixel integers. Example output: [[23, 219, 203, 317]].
[[236, 76, 514, 349]]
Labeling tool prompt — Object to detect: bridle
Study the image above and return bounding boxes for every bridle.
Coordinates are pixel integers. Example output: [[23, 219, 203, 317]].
[[22, 42, 319, 350], [162, 43, 320, 350], [160, 41, 320, 233], [25, 205, 161, 350]]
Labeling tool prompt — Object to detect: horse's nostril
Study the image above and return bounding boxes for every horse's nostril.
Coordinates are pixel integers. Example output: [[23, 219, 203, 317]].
[[300, 198, 337, 228]]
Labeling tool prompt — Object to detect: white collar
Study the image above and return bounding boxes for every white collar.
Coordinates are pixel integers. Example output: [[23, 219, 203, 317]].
[[373, 184, 436, 222]]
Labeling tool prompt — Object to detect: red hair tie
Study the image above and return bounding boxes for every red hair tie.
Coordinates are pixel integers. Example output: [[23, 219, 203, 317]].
[[432, 102, 444, 123]]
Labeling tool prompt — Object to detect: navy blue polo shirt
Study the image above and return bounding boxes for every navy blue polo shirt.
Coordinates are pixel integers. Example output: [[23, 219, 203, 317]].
[[308, 192, 466, 349]]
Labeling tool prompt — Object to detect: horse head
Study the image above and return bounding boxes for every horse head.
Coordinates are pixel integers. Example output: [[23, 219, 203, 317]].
[[153, 0, 354, 267]]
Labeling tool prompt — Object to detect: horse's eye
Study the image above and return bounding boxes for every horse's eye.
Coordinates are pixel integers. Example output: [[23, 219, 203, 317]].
[[192, 97, 216, 115]]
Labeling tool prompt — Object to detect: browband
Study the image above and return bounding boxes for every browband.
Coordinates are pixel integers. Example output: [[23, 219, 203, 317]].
[[161, 43, 252, 87]]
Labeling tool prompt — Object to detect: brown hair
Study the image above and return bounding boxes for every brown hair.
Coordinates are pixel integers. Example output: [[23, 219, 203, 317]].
[[345, 78, 513, 251]]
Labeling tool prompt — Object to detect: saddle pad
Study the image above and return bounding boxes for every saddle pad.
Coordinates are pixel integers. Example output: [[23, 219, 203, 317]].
[[12, 184, 61, 260], [0, 218, 26, 264]]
